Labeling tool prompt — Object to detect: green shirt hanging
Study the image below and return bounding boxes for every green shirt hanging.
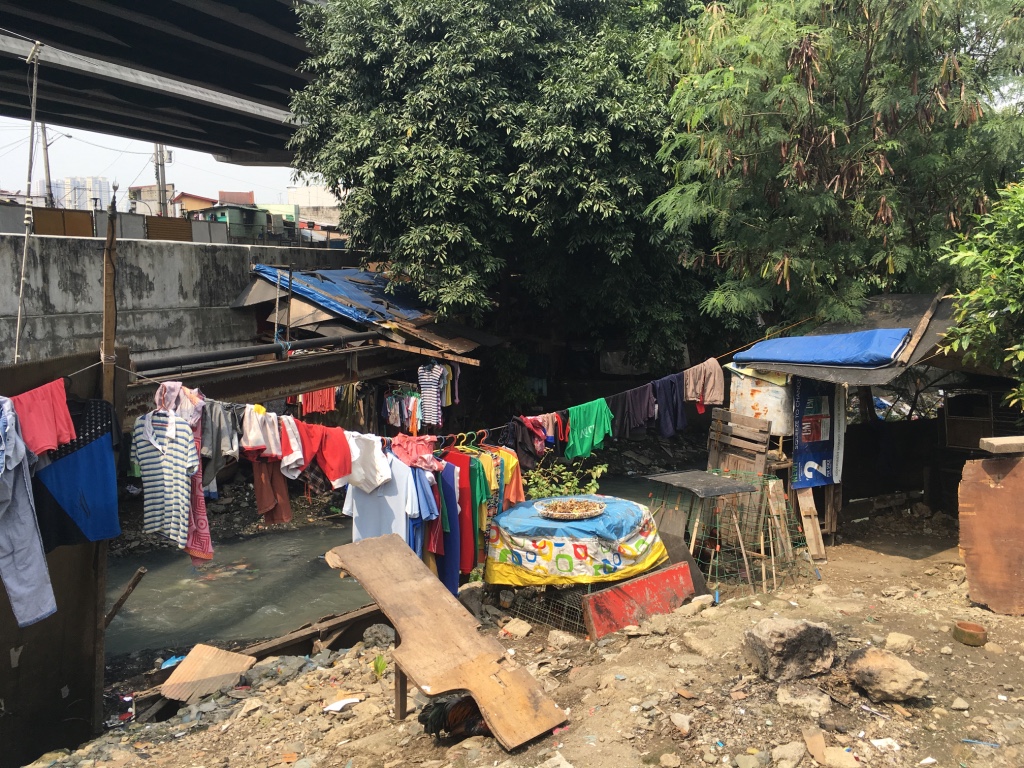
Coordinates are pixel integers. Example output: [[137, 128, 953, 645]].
[[565, 399, 614, 459]]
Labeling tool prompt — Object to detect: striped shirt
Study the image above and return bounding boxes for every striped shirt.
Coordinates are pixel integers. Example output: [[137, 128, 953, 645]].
[[130, 412, 198, 548], [417, 363, 444, 426]]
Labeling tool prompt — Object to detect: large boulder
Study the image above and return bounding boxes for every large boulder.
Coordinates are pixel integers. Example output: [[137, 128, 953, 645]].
[[846, 647, 929, 702], [743, 618, 836, 681]]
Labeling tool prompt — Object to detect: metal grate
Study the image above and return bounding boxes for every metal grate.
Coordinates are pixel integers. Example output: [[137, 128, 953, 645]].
[[510, 584, 593, 636]]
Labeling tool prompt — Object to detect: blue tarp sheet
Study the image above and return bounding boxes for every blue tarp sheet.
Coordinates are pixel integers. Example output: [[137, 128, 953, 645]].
[[492, 495, 645, 542], [252, 264, 426, 326], [734, 328, 911, 369]]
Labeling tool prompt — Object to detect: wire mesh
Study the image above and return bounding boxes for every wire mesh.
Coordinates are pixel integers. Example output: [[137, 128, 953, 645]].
[[649, 469, 811, 593], [508, 584, 594, 636]]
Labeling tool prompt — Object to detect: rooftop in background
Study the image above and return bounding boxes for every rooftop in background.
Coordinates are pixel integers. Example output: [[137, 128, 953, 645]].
[[220, 191, 256, 206], [0, 0, 308, 163]]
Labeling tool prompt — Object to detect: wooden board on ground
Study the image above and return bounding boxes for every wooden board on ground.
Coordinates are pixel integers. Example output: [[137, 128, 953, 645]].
[[765, 478, 794, 561], [795, 488, 827, 561], [959, 457, 1024, 614], [241, 604, 382, 658], [582, 562, 697, 640], [325, 535, 566, 750], [161, 644, 256, 704]]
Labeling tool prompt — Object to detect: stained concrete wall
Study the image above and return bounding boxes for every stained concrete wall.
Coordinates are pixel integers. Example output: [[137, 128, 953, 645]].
[[0, 234, 359, 365]]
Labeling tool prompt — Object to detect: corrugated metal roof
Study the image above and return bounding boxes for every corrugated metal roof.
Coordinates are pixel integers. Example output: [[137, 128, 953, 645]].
[[252, 264, 427, 326]]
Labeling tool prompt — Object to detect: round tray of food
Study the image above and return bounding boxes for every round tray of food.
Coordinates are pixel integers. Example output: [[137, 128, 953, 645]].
[[535, 498, 606, 521]]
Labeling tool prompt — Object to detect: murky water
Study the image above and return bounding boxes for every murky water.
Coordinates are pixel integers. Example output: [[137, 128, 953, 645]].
[[105, 521, 367, 656], [105, 475, 672, 656]]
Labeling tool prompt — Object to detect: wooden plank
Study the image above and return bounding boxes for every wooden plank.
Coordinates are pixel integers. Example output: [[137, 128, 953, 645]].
[[369, 339, 481, 366], [796, 488, 827, 561], [895, 288, 945, 365], [708, 432, 768, 455], [709, 421, 773, 445], [241, 604, 382, 658], [326, 535, 565, 749], [711, 408, 772, 433], [582, 562, 697, 640], [979, 436, 1024, 454], [823, 484, 841, 535], [388, 320, 480, 355], [766, 478, 794, 561], [161, 645, 256, 704], [959, 457, 1024, 614]]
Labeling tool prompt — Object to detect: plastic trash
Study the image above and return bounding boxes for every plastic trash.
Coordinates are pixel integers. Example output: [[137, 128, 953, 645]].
[[160, 655, 186, 670], [323, 697, 361, 713], [870, 738, 900, 752]]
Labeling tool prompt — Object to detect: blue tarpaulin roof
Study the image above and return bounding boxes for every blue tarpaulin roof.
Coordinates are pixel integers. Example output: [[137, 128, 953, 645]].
[[734, 328, 912, 369], [252, 264, 426, 326]]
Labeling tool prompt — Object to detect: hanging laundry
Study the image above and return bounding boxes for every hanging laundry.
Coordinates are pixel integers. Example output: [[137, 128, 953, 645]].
[[495, 445, 526, 510], [130, 410, 198, 550], [652, 372, 688, 437], [279, 415, 306, 479], [392, 433, 444, 471], [684, 357, 725, 414], [343, 452, 415, 542], [200, 400, 240, 498], [441, 364, 455, 407], [435, 461, 461, 595], [253, 461, 292, 524], [565, 399, 614, 460], [9, 379, 77, 456], [33, 399, 121, 552], [417, 361, 445, 427], [241, 405, 282, 460], [503, 416, 544, 470], [605, 383, 656, 439], [302, 387, 336, 415], [345, 431, 392, 492], [536, 410, 570, 455], [0, 397, 57, 628], [408, 467, 440, 557]]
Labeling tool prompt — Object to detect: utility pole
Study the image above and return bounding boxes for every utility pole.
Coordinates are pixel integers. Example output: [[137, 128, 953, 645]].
[[40, 123, 54, 207], [153, 143, 168, 216], [101, 183, 118, 403]]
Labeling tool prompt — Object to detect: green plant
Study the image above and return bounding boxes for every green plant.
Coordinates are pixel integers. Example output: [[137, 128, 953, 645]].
[[371, 654, 387, 679], [523, 451, 608, 499]]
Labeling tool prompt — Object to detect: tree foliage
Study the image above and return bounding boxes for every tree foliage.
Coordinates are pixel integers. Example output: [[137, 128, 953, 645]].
[[651, 0, 1024, 326], [289, 0, 705, 367], [942, 183, 1024, 407]]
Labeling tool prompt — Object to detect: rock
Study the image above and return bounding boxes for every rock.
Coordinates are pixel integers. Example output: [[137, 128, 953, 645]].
[[824, 746, 859, 768], [547, 629, 580, 650], [885, 632, 916, 654], [238, 698, 264, 718], [940, 646, 953, 655], [735, 756, 759, 768], [846, 648, 929, 702], [675, 594, 714, 618], [701, 753, 717, 765], [951, 697, 970, 711], [772, 740, 807, 768], [670, 712, 692, 736], [363, 624, 396, 648], [743, 618, 836, 681], [812, 584, 833, 597], [777, 683, 832, 719], [659, 754, 681, 767], [535, 752, 574, 768], [458, 583, 485, 618], [987, 642, 1005, 655], [500, 618, 533, 639]]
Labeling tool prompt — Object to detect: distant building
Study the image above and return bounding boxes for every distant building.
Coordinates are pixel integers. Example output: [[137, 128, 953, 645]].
[[171, 191, 219, 218], [128, 183, 176, 215], [1, 189, 46, 206], [218, 190, 255, 206], [286, 184, 343, 227], [60, 176, 111, 210], [33, 178, 66, 206]]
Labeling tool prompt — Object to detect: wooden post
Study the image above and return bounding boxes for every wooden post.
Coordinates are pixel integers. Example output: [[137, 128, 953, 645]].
[[100, 186, 119, 403], [394, 665, 408, 720], [104, 566, 147, 628]]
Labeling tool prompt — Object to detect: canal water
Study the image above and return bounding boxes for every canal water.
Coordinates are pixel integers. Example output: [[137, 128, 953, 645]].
[[104, 475, 670, 656]]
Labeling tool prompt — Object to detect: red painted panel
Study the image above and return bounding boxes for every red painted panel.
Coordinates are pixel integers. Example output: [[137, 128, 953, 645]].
[[582, 562, 697, 640]]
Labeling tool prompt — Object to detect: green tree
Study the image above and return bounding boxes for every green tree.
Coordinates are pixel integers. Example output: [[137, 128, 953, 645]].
[[288, 0, 705, 367], [651, 0, 1024, 326], [942, 183, 1024, 407]]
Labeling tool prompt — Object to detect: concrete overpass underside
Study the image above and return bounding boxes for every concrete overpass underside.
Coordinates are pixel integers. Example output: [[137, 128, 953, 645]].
[[0, 0, 310, 163]]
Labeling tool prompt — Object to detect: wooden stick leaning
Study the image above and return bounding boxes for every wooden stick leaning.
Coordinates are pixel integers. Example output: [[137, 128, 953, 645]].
[[731, 505, 756, 595]]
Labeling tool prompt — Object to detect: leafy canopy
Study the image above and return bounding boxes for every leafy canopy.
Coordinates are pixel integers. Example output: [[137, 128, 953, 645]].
[[942, 183, 1024, 407], [651, 0, 1024, 326], [289, 0, 703, 367]]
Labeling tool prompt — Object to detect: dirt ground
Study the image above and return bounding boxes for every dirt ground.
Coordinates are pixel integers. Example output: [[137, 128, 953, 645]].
[[30, 510, 1024, 768]]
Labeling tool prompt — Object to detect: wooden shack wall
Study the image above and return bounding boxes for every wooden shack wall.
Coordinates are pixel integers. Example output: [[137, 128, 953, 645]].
[[841, 418, 939, 501], [0, 542, 104, 768]]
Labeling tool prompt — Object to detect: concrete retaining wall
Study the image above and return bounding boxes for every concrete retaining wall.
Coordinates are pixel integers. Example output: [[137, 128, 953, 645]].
[[0, 234, 359, 365]]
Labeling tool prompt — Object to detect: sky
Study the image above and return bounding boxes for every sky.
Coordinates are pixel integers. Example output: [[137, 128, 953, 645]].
[[0, 116, 298, 208]]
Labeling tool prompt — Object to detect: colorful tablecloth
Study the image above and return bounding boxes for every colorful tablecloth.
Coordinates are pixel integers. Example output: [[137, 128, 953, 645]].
[[483, 495, 668, 586]]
